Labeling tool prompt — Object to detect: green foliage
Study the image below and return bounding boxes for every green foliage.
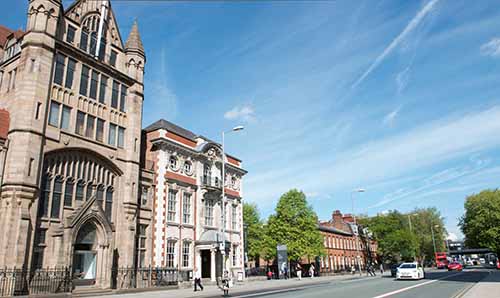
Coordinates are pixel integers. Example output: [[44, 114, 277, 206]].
[[243, 203, 264, 261], [459, 190, 500, 255], [359, 208, 447, 263], [262, 189, 324, 261]]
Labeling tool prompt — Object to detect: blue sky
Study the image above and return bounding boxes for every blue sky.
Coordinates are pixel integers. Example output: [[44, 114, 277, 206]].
[[4, 0, 500, 240]]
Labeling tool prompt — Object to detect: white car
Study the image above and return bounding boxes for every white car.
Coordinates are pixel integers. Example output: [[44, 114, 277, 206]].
[[396, 262, 425, 280]]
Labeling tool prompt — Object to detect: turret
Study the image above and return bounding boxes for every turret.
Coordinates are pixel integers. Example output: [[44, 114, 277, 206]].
[[125, 20, 146, 83], [26, 0, 62, 36]]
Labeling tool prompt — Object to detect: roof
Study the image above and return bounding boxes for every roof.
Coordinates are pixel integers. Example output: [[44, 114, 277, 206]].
[[145, 119, 244, 164], [144, 119, 197, 141], [125, 21, 144, 53], [318, 224, 353, 236], [0, 25, 13, 49]]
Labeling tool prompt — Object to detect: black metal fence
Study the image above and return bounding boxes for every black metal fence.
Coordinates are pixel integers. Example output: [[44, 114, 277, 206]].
[[0, 266, 188, 296], [112, 267, 187, 290], [0, 267, 72, 297]]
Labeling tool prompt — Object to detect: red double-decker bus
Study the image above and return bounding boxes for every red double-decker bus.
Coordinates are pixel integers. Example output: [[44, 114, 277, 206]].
[[435, 252, 448, 269]]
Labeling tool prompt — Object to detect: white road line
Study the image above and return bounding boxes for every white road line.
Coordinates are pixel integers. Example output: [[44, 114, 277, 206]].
[[232, 286, 307, 298], [372, 272, 464, 298]]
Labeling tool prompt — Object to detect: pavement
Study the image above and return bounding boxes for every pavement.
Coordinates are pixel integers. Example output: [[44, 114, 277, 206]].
[[84, 268, 500, 298], [461, 269, 500, 298]]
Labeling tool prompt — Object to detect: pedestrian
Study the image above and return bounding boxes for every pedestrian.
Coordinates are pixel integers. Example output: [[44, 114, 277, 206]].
[[283, 265, 289, 279], [222, 270, 230, 296], [379, 263, 384, 276], [351, 265, 355, 275], [309, 264, 315, 278], [296, 263, 302, 280], [193, 266, 203, 292], [267, 269, 273, 280], [370, 263, 376, 276]]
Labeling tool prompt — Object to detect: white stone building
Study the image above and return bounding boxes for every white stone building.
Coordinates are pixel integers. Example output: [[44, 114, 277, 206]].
[[142, 120, 247, 281]]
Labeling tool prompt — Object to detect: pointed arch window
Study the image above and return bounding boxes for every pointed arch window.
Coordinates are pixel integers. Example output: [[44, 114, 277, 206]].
[[39, 150, 119, 221], [97, 185, 105, 206], [64, 178, 74, 207], [39, 176, 51, 217], [76, 180, 85, 201], [51, 176, 63, 218], [86, 183, 94, 200], [105, 187, 113, 221]]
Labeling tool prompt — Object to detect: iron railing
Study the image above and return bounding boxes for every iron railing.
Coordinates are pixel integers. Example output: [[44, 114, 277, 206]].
[[112, 267, 181, 290], [0, 267, 72, 297], [202, 176, 222, 188]]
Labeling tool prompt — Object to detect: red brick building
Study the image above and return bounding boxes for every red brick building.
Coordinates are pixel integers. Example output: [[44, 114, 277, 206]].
[[318, 210, 378, 273]]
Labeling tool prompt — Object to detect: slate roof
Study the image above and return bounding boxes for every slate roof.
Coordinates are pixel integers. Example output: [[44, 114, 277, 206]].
[[144, 119, 197, 141], [318, 224, 353, 236]]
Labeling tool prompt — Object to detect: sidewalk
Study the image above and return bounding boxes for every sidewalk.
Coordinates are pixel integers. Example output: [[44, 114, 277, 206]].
[[462, 270, 500, 298], [87, 273, 378, 298]]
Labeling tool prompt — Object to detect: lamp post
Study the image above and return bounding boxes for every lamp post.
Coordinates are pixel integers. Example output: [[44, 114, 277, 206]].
[[407, 213, 418, 260], [220, 126, 244, 278], [351, 188, 365, 276], [431, 224, 439, 259]]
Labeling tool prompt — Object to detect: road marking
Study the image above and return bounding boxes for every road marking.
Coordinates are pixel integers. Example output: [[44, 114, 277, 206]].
[[371, 272, 464, 298]]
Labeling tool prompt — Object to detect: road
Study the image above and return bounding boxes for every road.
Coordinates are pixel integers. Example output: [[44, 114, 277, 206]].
[[226, 269, 490, 298]]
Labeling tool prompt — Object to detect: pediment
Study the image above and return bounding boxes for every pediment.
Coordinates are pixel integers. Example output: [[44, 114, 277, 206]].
[[64, 0, 125, 50], [65, 195, 114, 234]]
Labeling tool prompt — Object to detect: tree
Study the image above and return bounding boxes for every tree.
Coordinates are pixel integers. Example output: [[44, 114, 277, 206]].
[[359, 210, 416, 262], [409, 207, 447, 262], [243, 203, 264, 263], [459, 190, 500, 256], [359, 208, 447, 263], [262, 189, 324, 262]]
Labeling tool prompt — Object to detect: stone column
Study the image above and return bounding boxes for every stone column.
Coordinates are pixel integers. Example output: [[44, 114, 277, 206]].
[[210, 248, 216, 282]]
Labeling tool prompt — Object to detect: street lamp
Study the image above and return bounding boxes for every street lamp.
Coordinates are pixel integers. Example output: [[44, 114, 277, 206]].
[[431, 224, 439, 260], [351, 188, 365, 276], [220, 126, 244, 278]]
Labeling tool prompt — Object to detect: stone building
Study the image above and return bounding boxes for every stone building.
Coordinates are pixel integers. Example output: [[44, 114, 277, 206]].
[[318, 210, 378, 273], [0, 0, 153, 288], [142, 119, 247, 281]]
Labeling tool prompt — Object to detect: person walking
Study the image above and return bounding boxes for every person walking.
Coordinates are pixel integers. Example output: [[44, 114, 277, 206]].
[[379, 263, 384, 276], [193, 267, 203, 292], [309, 264, 315, 278], [296, 263, 302, 280]]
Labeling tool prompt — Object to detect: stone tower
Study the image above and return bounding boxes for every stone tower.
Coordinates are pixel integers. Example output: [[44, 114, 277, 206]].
[[0, 0, 153, 289], [0, 0, 63, 268]]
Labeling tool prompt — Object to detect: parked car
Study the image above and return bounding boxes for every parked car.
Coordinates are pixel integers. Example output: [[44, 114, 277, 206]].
[[396, 262, 425, 280], [447, 262, 463, 271], [390, 263, 401, 277]]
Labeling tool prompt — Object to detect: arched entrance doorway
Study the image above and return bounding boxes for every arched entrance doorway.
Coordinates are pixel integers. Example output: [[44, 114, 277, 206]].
[[73, 222, 98, 286]]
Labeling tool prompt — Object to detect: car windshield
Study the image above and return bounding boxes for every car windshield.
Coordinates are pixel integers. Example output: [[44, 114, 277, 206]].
[[400, 264, 416, 269]]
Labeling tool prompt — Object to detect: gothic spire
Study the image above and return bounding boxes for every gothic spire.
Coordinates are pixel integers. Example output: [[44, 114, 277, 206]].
[[125, 20, 144, 55]]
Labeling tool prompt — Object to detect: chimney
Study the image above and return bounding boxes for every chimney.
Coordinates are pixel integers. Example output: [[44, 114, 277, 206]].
[[332, 210, 343, 222], [343, 214, 354, 223]]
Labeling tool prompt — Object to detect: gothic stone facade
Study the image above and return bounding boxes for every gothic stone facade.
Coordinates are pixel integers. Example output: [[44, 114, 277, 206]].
[[0, 0, 153, 288], [142, 120, 247, 281]]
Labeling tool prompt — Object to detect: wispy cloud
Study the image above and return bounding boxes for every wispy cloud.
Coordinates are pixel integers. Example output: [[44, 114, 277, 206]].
[[144, 45, 178, 123], [224, 104, 255, 122], [247, 105, 500, 207], [351, 0, 440, 89], [480, 37, 500, 57], [382, 106, 401, 126]]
